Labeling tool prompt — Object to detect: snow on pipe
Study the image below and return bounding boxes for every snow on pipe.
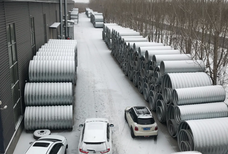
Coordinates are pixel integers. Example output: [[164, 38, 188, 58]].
[[177, 117, 228, 154], [171, 152, 202, 154], [28, 60, 76, 82], [172, 85, 226, 106], [152, 54, 192, 67], [174, 102, 228, 125], [24, 105, 73, 130], [160, 60, 205, 76], [162, 72, 212, 92], [24, 82, 73, 106]]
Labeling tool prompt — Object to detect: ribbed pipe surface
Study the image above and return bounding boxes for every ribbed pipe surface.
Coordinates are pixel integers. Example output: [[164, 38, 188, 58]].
[[153, 54, 192, 67], [178, 117, 228, 154], [156, 99, 166, 123], [29, 60, 75, 82], [172, 85, 226, 105], [174, 102, 228, 125], [160, 60, 205, 76], [33, 55, 75, 61], [171, 151, 202, 154], [24, 105, 73, 130], [145, 50, 180, 63], [24, 82, 73, 106], [94, 22, 103, 28], [162, 72, 212, 90]]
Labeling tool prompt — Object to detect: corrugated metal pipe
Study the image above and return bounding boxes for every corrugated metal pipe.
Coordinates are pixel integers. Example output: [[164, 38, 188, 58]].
[[172, 85, 226, 106], [24, 105, 73, 130], [174, 102, 228, 125], [177, 117, 228, 154], [152, 54, 192, 68], [171, 152, 202, 154], [24, 82, 73, 106], [160, 60, 205, 76], [28, 60, 76, 83]]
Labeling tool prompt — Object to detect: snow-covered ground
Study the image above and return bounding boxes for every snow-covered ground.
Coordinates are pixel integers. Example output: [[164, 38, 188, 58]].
[[13, 13, 178, 154]]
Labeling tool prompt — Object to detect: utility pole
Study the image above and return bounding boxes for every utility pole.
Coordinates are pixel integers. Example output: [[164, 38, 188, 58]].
[[64, 0, 68, 39], [59, 0, 63, 39]]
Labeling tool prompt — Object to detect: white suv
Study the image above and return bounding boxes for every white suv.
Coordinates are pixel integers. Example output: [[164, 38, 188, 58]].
[[125, 106, 158, 139], [78, 118, 114, 154]]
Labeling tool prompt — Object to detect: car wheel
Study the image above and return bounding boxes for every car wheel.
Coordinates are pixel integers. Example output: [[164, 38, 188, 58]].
[[66, 144, 68, 149], [154, 135, 157, 141], [131, 127, 135, 138], [124, 111, 127, 122]]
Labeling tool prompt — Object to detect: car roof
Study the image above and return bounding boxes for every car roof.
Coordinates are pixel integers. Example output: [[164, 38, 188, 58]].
[[26, 141, 52, 154], [85, 118, 109, 123], [83, 121, 107, 143], [132, 106, 153, 118]]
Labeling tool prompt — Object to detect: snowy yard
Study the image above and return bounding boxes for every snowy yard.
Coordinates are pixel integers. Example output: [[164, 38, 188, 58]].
[[13, 13, 178, 154]]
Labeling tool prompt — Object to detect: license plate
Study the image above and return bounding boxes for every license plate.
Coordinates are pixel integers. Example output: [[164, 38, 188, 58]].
[[143, 127, 150, 130]]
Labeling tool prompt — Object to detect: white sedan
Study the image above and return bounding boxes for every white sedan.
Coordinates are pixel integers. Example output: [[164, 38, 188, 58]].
[[25, 135, 68, 154], [78, 118, 114, 154]]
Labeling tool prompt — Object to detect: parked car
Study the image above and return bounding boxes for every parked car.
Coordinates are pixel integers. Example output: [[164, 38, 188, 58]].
[[25, 135, 68, 154], [78, 118, 114, 154], [124, 106, 158, 139]]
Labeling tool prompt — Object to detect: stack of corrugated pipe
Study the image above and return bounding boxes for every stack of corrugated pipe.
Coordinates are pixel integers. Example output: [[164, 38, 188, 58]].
[[85, 8, 93, 18], [90, 12, 104, 28], [102, 23, 228, 154], [70, 8, 79, 23], [24, 39, 77, 131]]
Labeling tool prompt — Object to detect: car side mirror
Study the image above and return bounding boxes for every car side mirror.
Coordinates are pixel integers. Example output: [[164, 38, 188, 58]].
[[109, 124, 114, 127], [79, 124, 84, 127]]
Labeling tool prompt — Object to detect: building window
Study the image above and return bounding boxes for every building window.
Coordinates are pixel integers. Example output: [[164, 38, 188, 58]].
[[7, 23, 22, 125], [43, 14, 47, 43], [30, 17, 36, 55]]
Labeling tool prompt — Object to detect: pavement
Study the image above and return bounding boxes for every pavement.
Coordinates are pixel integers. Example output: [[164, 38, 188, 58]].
[[13, 13, 178, 154]]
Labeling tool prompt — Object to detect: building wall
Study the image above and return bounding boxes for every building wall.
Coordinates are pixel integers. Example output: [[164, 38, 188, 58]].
[[0, 1, 74, 153]]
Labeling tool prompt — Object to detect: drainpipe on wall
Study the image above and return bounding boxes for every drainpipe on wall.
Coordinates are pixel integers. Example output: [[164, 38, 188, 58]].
[[59, 0, 63, 39], [64, 0, 68, 39]]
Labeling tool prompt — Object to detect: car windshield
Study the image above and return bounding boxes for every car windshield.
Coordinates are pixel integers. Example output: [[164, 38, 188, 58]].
[[33, 142, 50, 147], [138, 118, 154, 125], [38, 138, 61, 142]]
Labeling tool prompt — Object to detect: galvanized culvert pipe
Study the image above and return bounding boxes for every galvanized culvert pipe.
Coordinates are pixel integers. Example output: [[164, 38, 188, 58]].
[[162, 72, 212, 91], [160, 60, 205, 76], [29, 60, 76, 83], [24, 82, 73, 106], [148, 90, 156, 111], [177, 118, 228, 154], [152, 54, 192, 67], [171, 152, 202, 154], [166, 103, 178, 137], [145, 50, 180, 64], [174, 102, 228, 125], [172, 85, 226, 106], [156, 98, 167, 123], [24, 105, 73, 130], [33, 55, 75, 61]]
